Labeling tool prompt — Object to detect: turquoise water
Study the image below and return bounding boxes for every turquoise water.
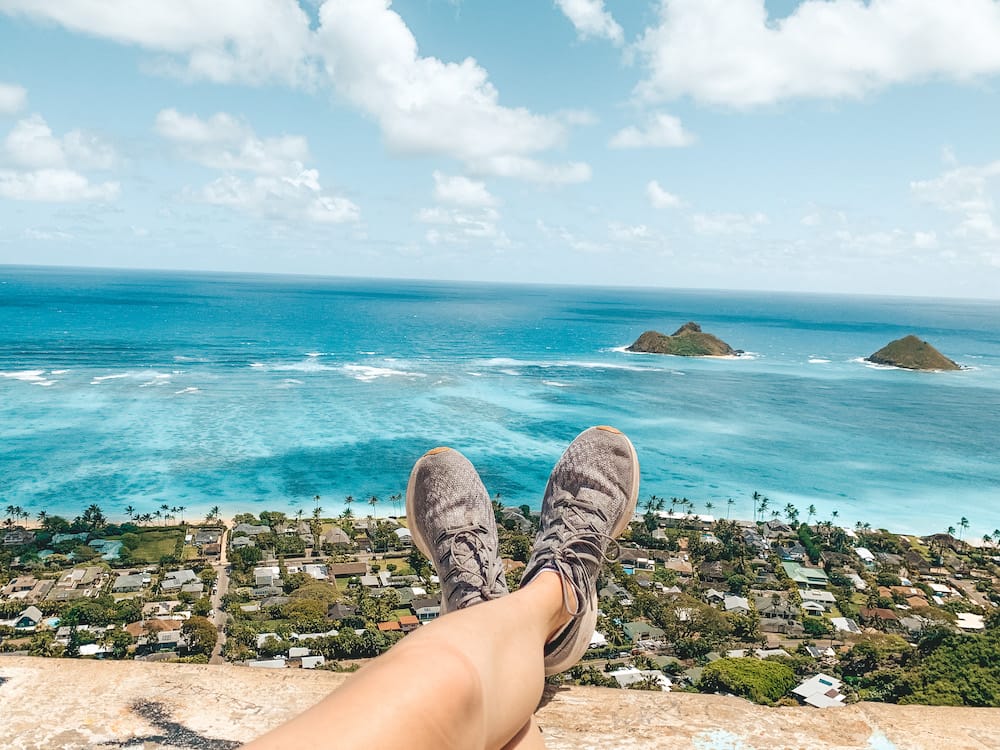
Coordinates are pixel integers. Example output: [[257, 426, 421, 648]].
[[1, 266, 998, 537]]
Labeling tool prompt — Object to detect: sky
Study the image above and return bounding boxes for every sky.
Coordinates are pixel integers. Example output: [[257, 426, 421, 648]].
[[1, 0, 1000, 298]]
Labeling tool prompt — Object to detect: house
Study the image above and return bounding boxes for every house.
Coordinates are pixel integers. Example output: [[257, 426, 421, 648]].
[[256, 632, 281, 648], [181, 582, 205, 595], [254, 566, 282, 588], [155, 630, 187, 651], [194, 528, 223, 545], [14, 606, 43, 629], [754, 648, 791, 660], [589, 631, 608, 649], [854, 547, 877, 568], [899, 616, 927, 634], [705, 588, 726, 603], [792, 674, 846, 708], [393, 527, 413, 547], [607, 667, 672, 691], [956, 612, 986, 631], [232, 523, 270, 537], [663, 557, 693, 576], [112, 572, 149, 593], [3, 528, 36, 547], [288, 646, 311, 659], [399, 615, 420, 633], [830, 617, 862, 634], [781, 562, 829, 589], [800, 589, 836, 611], [322, 527, 352, 549], [328, 603, 358, 620], [329, 562, 367, 578], [859, 608, 899, 626], [160, 569, 198, 591], [230, 536, 255, 549], [623, 621, 666, 642], [2, 575, 39, 596], [801, 601, 826, 615], [414, 605, 440, 623], [723, 595, 751, 614], [248, 658, 287, 669], [699, 561, 729, 584], [301, 655, 326, 669], [88, 539, 123, 561], [142, 601, 182, 618], [755, 594, 797, 621], [500, 508, 533, 533], [846, 573, 868, 591], [778, 543, 809, 562], [52, 532, 88, 545], [377, 620, 401, 632], [125, 619, 175, 638]]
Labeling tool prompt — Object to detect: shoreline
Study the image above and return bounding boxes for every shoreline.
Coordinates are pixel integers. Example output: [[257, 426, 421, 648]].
[[13, 502, 996, 548]]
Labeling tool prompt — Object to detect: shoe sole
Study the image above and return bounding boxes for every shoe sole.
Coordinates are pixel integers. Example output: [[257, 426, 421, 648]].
[[544, 426, 640, 675], [405, 447, 449, 566]]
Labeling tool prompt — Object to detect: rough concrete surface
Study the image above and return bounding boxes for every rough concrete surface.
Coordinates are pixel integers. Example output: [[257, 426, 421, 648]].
[[1, 656, 998, 749]]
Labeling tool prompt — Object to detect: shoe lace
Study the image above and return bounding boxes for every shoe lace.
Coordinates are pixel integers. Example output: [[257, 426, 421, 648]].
[[534, 489, 620, 617], [435, 523, 504, 609]]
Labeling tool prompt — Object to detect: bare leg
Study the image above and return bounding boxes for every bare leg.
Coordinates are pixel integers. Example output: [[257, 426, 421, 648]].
[[244, 571, 570, 750], [501, 717, 547, 750]]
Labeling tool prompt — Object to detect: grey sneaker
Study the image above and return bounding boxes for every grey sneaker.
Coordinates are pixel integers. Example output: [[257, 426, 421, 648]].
[[406, 446, 509, 614], [520, 426, 639, 675]]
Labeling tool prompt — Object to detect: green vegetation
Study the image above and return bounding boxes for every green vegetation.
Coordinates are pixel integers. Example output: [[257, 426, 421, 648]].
[[866, 335, 961, 371], [698, 658, 798, 705], [626, 322, 737, 357]]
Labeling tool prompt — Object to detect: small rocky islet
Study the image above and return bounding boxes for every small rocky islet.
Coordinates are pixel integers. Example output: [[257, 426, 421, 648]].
[[626, 322, 741, 357], [866, 335, 962, 371]]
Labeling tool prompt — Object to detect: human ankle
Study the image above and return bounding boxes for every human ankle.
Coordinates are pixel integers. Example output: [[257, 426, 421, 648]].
[[527, 569, 575, 640]]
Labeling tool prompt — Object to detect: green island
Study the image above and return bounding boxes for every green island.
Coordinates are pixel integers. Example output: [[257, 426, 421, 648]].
[[2, 496, 999, 708], [866, 335, 962, 371], [626, 322, 739, 357]]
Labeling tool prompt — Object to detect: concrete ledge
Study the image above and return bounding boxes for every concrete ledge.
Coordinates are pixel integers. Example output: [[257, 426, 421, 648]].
[[1, 656, 998, 749]]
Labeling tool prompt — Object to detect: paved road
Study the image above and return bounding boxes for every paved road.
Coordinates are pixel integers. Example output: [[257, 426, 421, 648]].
[[209, 526, 231, 664]]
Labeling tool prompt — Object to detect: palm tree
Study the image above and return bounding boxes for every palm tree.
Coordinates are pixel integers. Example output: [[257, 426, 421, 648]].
[[37, 510, 48, 526], [784, 503, 799, 526], [947, 525, 956, 537], [124, 505, 136, 521], [705, 501, 714, 515], [751, 491, 761, 522], [153, 510, 163, 525], [959, 517, 970, 543], [140, 513, 152, 526], [643, 496, 655, 513], [312, 505, 323, 521], [82, 504, 106, 531], [207, 505, 220, 522], [369, 495, 379, 519], [807, 504, 816, 524], [831, 510, 839, 525], [390, 492, 402, 517], [345, 495, 355, 515], [177, 505, 186, 524], [727, 498, 735, 519], [159, 503, 170, 525]]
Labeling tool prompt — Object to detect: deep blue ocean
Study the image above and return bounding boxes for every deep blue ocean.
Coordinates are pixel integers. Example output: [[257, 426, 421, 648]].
[[2, 266, 998, 537]]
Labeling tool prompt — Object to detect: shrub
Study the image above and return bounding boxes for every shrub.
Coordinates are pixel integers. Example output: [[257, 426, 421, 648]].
[[698, 658, 797, 705]]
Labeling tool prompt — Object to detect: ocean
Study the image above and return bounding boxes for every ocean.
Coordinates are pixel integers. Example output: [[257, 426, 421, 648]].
[[1, 265, 998, 538]]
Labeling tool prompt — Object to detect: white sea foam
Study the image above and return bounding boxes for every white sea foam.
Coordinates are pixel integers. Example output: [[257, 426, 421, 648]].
[[499, 368, 521, 377], [1, 369, 54, 386], [50, 369, 69, 375], [250, 359, 337, 373], [174, 387, 200, 395], [90, 373, 131, 384], [542, 380, 571, 388], [466, 372, 483, 377], [342, 364, 426, 382], [808, 358, 831, 364]]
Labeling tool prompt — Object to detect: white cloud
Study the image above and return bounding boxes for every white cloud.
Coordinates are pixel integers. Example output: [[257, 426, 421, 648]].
[[609, 113, 695, 149], [22, 227, 73, 240], [646, 180, 681, 209], [0, 114, 119, 201], [634, 0, 1000, 108], [0, 0, 318, 87], [911, 160, 1000, 241], [432, 171, 496, 207], [3, 114, 117, 170], [555, 0, 624, 45], [316, 0, 585, 183], [157, 109, 358, 224], [200, 173, 359, 223], [537, 219, 606, 254], [0, 168, 119, 202], [3, 1, 586, 184], [155, 109, 309, 176], [417, 205, 507, 246], [0, 82, 27, 115], [913, 231, 938, 248], [470, 156, 591, 184], [691, 211, 768, 235]]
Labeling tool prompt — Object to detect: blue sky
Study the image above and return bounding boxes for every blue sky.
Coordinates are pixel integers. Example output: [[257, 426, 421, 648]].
[[1, 0, 1000, 298]]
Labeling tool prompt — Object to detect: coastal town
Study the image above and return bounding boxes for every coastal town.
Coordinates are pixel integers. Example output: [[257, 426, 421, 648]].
[[2, 496, 998, 708]]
